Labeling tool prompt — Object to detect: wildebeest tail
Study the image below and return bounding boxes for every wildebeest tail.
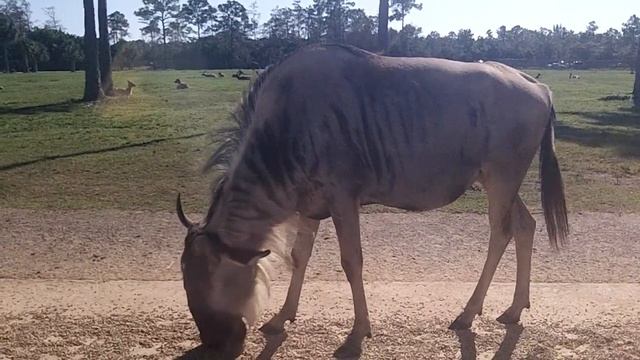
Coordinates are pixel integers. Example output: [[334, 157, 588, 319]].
[[539, 106, 569, 248]]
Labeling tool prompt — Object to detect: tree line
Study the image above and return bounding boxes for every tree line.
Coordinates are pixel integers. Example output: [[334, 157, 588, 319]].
[[0, 1, 82, 72], [113, 0, 640, 72], [2, 0, 640, 71], [0, 0, 639, 104]]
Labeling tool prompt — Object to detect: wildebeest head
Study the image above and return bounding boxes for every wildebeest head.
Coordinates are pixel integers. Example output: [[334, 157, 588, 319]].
[[176, 194, 270, 358]]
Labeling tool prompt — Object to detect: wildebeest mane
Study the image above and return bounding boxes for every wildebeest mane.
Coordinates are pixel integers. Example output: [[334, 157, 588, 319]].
[[201, 43, 373, 223], [201, 49, 297, 222], [203, 44, 371, 173]]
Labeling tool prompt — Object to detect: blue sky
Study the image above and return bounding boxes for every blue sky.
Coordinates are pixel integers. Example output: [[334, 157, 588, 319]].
[[29, 0, 638, 38]]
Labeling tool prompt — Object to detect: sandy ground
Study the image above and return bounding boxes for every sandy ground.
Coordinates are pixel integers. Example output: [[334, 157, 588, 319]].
[[1, 209, 639, 359]]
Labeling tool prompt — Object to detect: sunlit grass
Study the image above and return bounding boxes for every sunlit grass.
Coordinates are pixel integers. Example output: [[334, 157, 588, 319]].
[[1, 68, 639, 213]]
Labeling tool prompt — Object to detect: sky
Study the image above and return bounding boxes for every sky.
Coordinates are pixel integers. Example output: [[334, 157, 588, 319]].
[[28, 0, 639, 39]]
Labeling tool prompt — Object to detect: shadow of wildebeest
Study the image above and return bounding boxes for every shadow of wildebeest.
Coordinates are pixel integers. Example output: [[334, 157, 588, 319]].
[[455, 324, 525, 360], [176, 332, 288, 360]]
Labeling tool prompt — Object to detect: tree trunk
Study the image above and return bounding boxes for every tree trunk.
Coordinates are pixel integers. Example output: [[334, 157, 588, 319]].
[[98, 0, 114, 95], [83, 0, 104, 101], [377, 0, 389, 52], [33, 60, 38, 72], [161, 18, 167, 68], [22, 49, 29, 72], [634, 39, 640, 108], [2, 44, 8, 73], [161, 18, 167, 46]]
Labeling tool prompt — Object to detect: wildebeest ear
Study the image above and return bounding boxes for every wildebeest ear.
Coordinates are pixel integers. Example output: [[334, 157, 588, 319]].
[[225, 248, 271, 266]]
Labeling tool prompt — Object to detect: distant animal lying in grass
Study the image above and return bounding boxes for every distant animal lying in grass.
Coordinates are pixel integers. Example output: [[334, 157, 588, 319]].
[[112, 80, 136, 97], [235, 70, 246, 76], [201, 72, 217, 78], [535, 73, 542, 79], [174, 79, 189, 89], [218, 72, 224, 77], [232, 73, 251, 80], [569, 73, 580, 79], [598, 94, 631, 101]]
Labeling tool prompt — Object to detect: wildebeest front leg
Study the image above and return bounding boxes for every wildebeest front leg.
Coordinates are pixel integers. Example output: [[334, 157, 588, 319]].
[[331, 199, 371, 358], [260, 217, 320, 335]]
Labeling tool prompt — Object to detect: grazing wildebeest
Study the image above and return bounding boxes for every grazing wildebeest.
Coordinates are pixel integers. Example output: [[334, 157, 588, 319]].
[[202, 72, 217, 78], [176, 44, 568, 358], [218, 72, 225, 77]]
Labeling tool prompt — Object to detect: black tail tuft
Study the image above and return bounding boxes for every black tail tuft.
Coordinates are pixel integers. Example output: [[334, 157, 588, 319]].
[[540, 106, 569, 249]]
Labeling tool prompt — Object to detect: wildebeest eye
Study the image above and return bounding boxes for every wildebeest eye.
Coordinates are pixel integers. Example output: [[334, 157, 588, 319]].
[[203, 231, 271, 265], [224, 248, 271, 266]]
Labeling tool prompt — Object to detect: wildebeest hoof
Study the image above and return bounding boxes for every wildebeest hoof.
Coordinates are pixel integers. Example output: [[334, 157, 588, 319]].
[[333, 341, 363, 359], [496, 312, 520, 325], [448, 316, 472, 330], [259, 322, 285, 335], [333, 331, 368, 358]]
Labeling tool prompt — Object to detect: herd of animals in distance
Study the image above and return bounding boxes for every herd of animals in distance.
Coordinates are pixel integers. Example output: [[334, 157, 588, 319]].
[[104, 68, 590, 100], [104, 69, 260, 98]]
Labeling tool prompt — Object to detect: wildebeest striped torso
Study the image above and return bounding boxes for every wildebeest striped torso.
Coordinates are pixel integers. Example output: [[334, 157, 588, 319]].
[[213, 45, 550, 231]]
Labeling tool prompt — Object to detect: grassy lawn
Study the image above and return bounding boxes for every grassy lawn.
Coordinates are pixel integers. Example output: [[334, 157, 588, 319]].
[[1, 68, 639, 213]]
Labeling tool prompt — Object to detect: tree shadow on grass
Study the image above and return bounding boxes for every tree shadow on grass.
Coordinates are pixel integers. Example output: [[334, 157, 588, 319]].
[[555, 108, 640, 158], [0, 99, 82, 116], [561, 108, 640, 129], [0, 132, 207, 171], [556, 124, 640, 158]]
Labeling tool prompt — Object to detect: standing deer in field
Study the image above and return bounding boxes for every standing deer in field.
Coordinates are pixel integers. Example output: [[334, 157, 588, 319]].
[[112, 80, 136, 97], [176, 44, 568, 359]]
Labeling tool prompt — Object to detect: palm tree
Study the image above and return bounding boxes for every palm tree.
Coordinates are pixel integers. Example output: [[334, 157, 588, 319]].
[[83, 0, 104, 101], [0, 14, 17, 73], [378, 0, 388, 52], [98, 0, 114, 95]]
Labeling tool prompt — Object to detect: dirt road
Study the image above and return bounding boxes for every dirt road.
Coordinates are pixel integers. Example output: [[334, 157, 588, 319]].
[[1, 209, 639, 359]]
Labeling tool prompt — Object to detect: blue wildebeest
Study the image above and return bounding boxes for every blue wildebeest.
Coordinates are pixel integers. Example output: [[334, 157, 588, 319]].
[[176, 44, 568, 358]]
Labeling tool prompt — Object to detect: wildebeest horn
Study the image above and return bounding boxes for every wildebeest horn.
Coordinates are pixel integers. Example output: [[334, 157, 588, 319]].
[[176, 193, 194, 228]]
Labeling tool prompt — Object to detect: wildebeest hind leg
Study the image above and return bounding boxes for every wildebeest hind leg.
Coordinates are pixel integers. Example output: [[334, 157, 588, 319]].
[[497, 195, 534, 324], [449, 169, 524, 330]]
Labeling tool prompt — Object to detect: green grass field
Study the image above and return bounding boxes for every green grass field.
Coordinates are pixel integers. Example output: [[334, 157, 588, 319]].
[[1, 69, 639, 213]]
